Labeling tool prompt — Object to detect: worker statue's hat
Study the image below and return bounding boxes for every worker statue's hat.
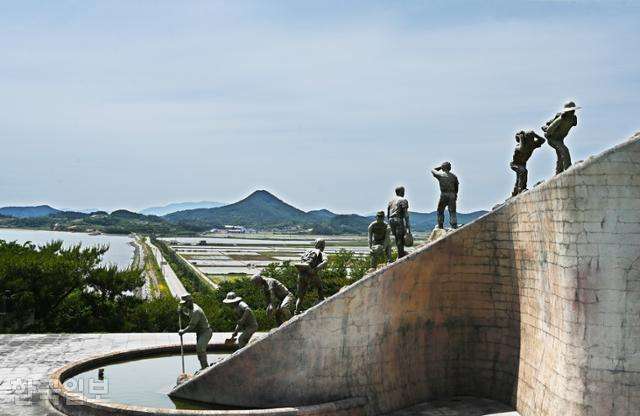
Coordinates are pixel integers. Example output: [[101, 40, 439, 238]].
[[560, 101, 581, 113], [179, 293, 192, 304], [376, 211, 385, 217], [223, 291, 242, 304]]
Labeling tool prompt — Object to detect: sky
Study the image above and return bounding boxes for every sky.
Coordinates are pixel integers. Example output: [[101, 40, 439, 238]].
[[0, 0, 639, 214]]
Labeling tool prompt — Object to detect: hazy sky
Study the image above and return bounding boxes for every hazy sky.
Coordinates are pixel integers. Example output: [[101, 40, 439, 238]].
[[1, 0, 638, 214]]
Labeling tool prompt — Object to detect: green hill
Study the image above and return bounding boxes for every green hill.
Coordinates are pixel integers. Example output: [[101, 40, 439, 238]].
[[0, 205, 60, 218], [166, 190, 312, 230]]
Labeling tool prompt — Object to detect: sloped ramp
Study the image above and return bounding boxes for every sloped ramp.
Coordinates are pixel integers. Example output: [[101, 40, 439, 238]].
[[171, 133, 640, 416]]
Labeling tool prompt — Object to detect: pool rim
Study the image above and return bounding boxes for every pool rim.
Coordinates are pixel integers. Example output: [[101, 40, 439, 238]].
[[48, 343, 366, 415]]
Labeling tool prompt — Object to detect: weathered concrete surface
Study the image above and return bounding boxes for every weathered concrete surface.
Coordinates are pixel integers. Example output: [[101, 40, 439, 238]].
[[171, 133, 640, 416], [383, 397, 517, 416]]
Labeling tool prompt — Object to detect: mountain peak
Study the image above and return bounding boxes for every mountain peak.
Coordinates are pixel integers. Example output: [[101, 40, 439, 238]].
[[246, 189, 279, 200]]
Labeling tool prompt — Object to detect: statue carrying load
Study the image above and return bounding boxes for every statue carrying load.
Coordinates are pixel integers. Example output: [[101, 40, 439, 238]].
[[178, 293, 212, 370], [431, 161, 459, 229], [387, 186, 411, 258], [542, 101, 580, 174], [510, 130, 546, 196], [223, 291, 257, 348], [251, 273, 294, 326], [294, 238, 328, 315], [368, 210, 392, 268]]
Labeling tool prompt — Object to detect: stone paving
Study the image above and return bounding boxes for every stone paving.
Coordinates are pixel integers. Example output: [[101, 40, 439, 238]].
[[0, 333, 233, 416], [0, 334, 518, 416]]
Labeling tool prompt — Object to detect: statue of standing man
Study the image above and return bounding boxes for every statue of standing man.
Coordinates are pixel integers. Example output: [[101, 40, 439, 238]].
[[542, 101, 580, 174], [294, 238, 328, 315], [178, 293, 212, 370], [431, 162, 459, 229], [387, 186, 410, 258], [368, 211, 392, 267], [510, 130, 545, 196]]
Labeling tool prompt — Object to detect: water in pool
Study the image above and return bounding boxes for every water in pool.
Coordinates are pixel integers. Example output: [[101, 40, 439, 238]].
[[65, 353, 239, 410]]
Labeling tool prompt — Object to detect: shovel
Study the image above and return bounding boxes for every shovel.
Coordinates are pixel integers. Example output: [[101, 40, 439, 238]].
[[176, 306, 190, 384]]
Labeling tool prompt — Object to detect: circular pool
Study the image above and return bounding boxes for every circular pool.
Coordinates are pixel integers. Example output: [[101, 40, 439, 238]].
[[49, 343, 367, 415], [64, 352, 235, 410]]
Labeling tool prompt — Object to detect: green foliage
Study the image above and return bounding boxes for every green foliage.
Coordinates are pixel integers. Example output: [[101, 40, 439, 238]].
[[0, 237, 370, 333], [0, 239, 180, 333]]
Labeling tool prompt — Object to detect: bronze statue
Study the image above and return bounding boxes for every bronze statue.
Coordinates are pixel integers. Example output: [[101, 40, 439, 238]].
[[511, 130, 546, 196], [294, 238, 328, 315], [251, 273, 294, 326], [387, 186, 411, 258], [223, 292, 257, 348], [431, 162, 459, 229], [368, 211, 392, 267], [178, 293, 212, 370], [542, 101, 580, 174]]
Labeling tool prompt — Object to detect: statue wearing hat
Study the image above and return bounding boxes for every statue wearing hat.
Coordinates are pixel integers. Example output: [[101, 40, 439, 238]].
[[223, 292, 257, 348], [387, 186, 411, 258], [431, 162, 459, 229], [178, 293, 212, 370], [294, 238, 328, 315], [510, 130, 546, 196], [542, 101, 580, 174], [368, 211, 392, 268], [251, 273, 294, 326]]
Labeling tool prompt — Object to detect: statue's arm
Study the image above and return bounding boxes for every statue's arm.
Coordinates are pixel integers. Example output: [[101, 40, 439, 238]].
[[269, 289, 279, 309], [533, 133, 546, 147], [184, 311, 200, 332], [316, 253, 329, 270], [455, 176, 459, 194], [404, 202, 410, 231], [368, 224, 374, 248], [237, 308, 252, 328]]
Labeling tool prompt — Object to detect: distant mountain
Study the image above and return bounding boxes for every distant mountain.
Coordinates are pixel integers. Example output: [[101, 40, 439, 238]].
[[166, 190, 310, 229], [0, 205, 60, 218], [306, 209, 337, 220], [165, 190, 487, 234], [140, 201, 226, 216]]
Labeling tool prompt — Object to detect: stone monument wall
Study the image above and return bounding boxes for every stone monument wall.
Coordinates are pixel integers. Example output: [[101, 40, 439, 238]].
[[171, 133, 640, 416]]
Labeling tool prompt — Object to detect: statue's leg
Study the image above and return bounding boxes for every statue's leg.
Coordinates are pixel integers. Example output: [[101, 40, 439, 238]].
[[437, 195, 446, 228], [449, 195, 458, 228], [314, 274, 325, 301], [560, 143, 572, 171], [510, 163, 520, 196], [279, 296, 293, 324], [550, 142, 564, 174], [196, 328, 212, 369], [295, 274, 307, 314], [521, 165, 528, 190], [238, 327, 256, 348]]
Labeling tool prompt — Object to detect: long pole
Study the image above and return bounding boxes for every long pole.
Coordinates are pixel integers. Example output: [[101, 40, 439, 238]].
[[178, 306, 185, 374]]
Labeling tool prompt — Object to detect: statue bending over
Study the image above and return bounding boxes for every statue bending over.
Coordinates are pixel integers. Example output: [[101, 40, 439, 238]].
[[387, 186, 411, 258], [251, 273, 294, 326], [178, 293, 212, 370], [294, 238, 328, 315], [368, 211, 392, 267], [431, 161, 459, 229], [542, 101, 579, 174], [223, 292, 257, 348], [511, 130, 545, 196]]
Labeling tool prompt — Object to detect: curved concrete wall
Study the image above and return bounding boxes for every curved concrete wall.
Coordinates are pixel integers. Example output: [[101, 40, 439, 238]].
[[171, 133, 640, 416]]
